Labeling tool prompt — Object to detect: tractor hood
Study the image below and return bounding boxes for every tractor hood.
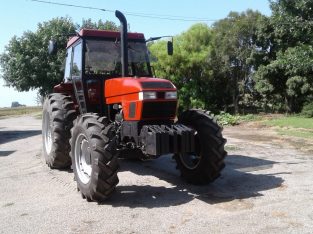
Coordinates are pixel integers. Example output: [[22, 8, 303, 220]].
[[105, 77, 176, 99], [105, 77, 177, 121]]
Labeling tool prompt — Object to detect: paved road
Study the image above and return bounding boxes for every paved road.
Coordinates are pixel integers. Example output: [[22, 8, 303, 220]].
[[0, 116, 312, 233]]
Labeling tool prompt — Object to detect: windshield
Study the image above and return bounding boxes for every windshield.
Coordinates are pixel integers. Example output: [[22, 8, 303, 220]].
[[85, 40, 151, 77]]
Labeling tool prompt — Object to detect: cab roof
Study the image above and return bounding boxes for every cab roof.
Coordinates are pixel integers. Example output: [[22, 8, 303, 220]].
[[67, 29, 145, 48]]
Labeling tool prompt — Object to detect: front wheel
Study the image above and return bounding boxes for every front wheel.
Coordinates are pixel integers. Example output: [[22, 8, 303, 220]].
[[174, 109, 227, 184], [70, 114, 119, 202]]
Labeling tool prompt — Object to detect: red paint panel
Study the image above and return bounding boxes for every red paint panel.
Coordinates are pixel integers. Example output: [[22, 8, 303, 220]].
[[53, 82, 74, 94], [67, 29, 145, 48], [105, 77, 175, 98], [105, 77, 177, 121], [105, 78, 142, 99]]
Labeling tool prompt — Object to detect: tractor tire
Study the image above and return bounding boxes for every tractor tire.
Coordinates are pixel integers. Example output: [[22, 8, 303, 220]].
[[42, 93, 77, 169], [174, 109, 227, 184], [70, 113, 119, 202]]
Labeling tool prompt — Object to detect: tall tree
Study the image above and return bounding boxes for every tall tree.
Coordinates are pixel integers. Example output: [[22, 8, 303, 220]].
[[254, 0, 313, 112], [210, 10, 265, 113], [149, 24, 216, 111], [0, 18, 118, 96], [0, 17, 76, 96], [80, 19, 118, 31]]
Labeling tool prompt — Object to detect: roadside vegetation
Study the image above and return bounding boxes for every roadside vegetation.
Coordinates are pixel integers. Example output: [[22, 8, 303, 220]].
[[265, 116, 313, 129], [217, 112, 313, 140], [264, 116, 313, 139], [216, 112, 263, 126], [0, 106, 42, 119]]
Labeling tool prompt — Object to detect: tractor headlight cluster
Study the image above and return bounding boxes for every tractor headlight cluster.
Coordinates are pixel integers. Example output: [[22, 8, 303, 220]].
[[138, 91, 177, 100], [139, 91, 157, 100], [165, 91, 177, 99]]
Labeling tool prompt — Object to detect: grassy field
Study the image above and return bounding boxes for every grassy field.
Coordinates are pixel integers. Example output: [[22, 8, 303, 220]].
[[218, 113, 313, 139], [0, 106, 42, 119], [265, 116, 313, 129], [264, 116, 313, 139]]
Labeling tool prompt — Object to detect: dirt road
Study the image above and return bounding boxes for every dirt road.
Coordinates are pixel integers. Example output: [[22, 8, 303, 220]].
[[0, 116, 312, 233]]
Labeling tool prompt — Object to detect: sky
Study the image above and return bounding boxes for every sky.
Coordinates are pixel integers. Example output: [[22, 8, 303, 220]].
[[0, 0, 271, 107]]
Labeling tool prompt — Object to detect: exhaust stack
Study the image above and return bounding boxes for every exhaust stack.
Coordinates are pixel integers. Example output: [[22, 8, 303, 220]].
[[115, 10, 128, 77]]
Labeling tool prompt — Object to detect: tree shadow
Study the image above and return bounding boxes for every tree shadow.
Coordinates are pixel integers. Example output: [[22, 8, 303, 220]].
[[0, 130, 42, 144], [104, 154, 285, 208], [0, 150, 16, 157]]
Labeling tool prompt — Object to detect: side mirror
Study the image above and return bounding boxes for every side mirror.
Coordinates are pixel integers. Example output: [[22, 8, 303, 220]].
[[167, 41, 173, 56], [48, 40, 57, 55]]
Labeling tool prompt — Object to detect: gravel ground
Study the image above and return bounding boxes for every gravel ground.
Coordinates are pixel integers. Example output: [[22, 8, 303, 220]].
[[0, 116, 312, 234]]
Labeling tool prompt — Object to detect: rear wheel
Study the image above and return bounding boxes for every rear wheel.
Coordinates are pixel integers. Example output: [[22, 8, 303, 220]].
[[70, 113, 119, 202], [174, 109, 227, 184], [42, 93, 77, 169]]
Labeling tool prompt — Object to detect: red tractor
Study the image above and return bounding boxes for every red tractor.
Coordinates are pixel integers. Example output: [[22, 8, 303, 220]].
[[42, 11, 227, 202]]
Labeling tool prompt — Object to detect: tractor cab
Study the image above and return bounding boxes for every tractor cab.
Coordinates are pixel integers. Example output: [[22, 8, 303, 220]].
[[56, 29, 153, 115]]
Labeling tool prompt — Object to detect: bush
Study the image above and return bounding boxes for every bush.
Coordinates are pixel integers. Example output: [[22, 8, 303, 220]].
[[216, 112, 240, 126], [301, 103, 313, 118], [238, 114, 262, 122]]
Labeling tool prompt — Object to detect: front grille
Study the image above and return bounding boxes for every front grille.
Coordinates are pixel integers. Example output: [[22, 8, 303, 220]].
[[142, 101, 177, 119], [141, 81, 174, 89]]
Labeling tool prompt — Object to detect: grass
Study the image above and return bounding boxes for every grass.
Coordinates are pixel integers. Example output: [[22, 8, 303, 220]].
[[225, 144, 240, 151], [264, 116, 313, 139], [0, 106, 42, 119], [238, 114, 263, 123], [277, 129, 313, 139], [218, 113, 312, 140], [264, 116, 313, 129]]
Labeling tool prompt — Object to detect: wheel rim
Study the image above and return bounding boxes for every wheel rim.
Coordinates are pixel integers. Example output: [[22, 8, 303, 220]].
[[179, 131, 202, 170], [74, 133, 92, 184], [43, 112, 53, 155]]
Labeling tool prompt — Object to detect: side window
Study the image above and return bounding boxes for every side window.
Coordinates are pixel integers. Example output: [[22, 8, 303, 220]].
[[72, 43, 82, 78], [64, 48, 72, 81]]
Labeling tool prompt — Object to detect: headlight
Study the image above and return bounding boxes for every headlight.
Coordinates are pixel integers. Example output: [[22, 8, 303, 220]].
[[138, 91, 157, 100], [165, 91, 177, 99]]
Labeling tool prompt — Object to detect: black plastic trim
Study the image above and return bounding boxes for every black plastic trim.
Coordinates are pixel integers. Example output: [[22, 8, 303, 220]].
[[142, 101, 177, 119], [141, 81, 174, 89], [129, 102, 136, 118]]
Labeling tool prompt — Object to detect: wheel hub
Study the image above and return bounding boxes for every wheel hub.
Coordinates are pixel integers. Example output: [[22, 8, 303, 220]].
[[179, 130, 202, 170], [74, 133, 92, 184]]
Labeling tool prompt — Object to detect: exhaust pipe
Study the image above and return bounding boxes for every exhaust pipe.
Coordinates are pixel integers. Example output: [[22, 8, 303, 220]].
[[115, 10, 128, 77]]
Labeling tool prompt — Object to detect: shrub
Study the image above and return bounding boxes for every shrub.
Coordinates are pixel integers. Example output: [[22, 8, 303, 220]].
[[216, 112, 240, 126], [301, 103, 313, 118]]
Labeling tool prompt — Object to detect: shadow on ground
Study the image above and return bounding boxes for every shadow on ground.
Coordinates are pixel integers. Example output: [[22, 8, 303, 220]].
[[0, 130, 42, 144], [105, 154, 285, 208], [0, 151, 16, 157]]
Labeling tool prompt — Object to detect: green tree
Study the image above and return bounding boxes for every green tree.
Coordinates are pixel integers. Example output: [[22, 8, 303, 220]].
[[0, 17, 76, 96], [254, 0, 313, 112], [79, 19, 118, 31], [149, 24, 216, 111], [269, 0, 313, 50], [0, 18, 118, 96], [210, 10, 265, 114], [255, 45, 313, 112]]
